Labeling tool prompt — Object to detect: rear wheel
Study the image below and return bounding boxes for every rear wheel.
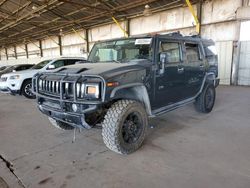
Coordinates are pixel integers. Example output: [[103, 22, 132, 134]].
[[102, 100, 148, 154], [21, 80, 36, 99], [48, 117, 74, 130], [194, 84, 216, 113]]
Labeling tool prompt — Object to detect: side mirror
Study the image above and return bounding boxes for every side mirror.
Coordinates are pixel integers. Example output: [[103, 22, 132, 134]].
[[160, 53, 168, 64], [47, 64, 55, 70], [159, 52, 168, 75]]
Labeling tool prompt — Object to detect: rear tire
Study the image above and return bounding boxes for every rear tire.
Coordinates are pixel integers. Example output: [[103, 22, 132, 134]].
[[48, 117, 74, 130], [102, 100, 148, 154], [194, 84, 216, 113], [21, 80, 36, 99]]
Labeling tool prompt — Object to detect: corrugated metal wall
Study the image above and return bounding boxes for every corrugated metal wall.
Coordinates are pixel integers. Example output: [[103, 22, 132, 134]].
[[216, 41, 233, 85], [238, 41, 250, 85]]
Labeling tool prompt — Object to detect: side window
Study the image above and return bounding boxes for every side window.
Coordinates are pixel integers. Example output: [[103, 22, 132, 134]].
[[15, 66, 24, 71], [52, 60, 65, 68], [185, 43, 201, 62], [160, 42, 181, 63], [65, 59, 78, 66]]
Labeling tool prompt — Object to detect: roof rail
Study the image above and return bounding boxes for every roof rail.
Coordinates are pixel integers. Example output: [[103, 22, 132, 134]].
[[167, 31, 183, 37]]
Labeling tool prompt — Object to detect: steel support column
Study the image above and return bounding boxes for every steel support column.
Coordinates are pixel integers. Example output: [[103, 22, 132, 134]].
[[85, 29, 89, 53], [5, 47, 8, 60], [197, 0, 203, 34], [126, 19, 130, 37], [39, 40, 43, 57], [25, 43, 29, 58], [14, 45, 17, 59], [58, 35, 62, 56]]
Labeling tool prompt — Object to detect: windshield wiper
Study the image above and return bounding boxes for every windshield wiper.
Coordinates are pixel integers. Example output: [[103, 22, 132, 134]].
[[102, 60, 121, 63], [111, 60, 121, 63]]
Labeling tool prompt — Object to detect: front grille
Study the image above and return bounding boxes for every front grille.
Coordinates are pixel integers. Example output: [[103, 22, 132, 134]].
[[33, 73, 104, 101], [39, 79, 61, 97]]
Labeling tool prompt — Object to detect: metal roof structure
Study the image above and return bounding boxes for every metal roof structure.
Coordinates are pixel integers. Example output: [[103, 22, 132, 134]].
[[0, 0, 197, 47]]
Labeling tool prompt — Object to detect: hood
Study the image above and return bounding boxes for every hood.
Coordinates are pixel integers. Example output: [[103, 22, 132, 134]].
[[55, 61, 148, 79], [1, 69, 39, 78]]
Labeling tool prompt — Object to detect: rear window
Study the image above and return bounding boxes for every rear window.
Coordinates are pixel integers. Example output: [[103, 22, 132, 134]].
[[185, 43, 200, 62]]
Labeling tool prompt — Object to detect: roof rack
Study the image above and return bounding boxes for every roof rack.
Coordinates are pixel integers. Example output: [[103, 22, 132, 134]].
[[168, 31, 183, 37]]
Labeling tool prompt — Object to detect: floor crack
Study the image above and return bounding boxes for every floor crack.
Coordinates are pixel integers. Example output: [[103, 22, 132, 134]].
[[0, 154, 26, 188]]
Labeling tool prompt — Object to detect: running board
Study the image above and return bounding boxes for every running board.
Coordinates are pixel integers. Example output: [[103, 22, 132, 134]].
[[151, 97, 196, 117]]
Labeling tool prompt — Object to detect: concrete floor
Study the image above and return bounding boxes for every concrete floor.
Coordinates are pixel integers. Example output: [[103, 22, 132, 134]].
[[0, 86, 250, 188]]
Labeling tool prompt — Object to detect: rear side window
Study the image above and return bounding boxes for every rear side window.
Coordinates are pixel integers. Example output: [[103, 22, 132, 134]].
[[160, 42, 181, 63], [65, 59, 82, 66], [15, 66, 24, 71], [185, 43, 200, 62], [52, 60, 65, 68], [15, 65, 32, 71]]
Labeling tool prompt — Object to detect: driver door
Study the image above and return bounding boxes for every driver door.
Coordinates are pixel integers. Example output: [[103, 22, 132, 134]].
[[153, 40, 185, 109]]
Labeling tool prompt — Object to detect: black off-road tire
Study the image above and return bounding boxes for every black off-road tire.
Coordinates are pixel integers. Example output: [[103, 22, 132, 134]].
[[48, 117, 74, 130], [194, 84, 216, 113], [102, 100, 148, 154], [21, 80, 36, 99]]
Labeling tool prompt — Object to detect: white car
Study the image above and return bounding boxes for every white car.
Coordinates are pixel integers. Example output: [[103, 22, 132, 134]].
[[0, 57, 86, 99]]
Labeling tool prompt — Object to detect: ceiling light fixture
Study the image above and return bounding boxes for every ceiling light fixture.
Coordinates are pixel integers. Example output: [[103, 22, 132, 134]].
[[143, 4, 152, 16], [59, 29, 63, 36]]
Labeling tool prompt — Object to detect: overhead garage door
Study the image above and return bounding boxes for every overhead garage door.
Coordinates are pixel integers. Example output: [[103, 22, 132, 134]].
[[238, 41, 250, 86], [216, 41, 233, 85]]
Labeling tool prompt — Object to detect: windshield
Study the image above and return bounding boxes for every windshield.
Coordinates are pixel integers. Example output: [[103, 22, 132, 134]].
[[31, 60, 51, 70], [88, 38, 152, 63], [0, 66, 9, 71], [2, 66, 15, 72]]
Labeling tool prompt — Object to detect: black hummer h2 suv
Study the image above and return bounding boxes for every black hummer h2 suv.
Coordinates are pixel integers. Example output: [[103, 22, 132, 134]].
[[32, 33, 219, 154]]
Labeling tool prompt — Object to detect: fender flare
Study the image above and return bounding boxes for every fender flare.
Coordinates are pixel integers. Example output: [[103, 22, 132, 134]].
[[110, 83, 152, 116]]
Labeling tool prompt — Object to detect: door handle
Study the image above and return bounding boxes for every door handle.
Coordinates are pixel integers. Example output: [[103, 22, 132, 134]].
[[177, 67, 184, 73]]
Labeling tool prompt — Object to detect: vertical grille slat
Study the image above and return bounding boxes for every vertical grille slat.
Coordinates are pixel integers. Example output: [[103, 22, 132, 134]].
[[52, 81, 55, 93], [55, 81, 58, 93], [47, 80, 49, 91], [76, 83, 81, 98], [48, 81, 51, 92], [81, 84, 85, 98], [65, 82, 69, 96], [42, 80, 45, 90]]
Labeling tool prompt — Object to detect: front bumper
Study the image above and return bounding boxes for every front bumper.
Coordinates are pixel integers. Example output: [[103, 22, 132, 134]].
[[0, 85, 20, 95], [37, 96, 100, 129], [33, 72, 106, 129], [38, 105, 92, 129], [0, 81, 21, 95]]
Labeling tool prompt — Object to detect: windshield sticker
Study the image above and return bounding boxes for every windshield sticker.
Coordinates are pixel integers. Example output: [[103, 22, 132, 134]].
[[135, 38, 152, 45]]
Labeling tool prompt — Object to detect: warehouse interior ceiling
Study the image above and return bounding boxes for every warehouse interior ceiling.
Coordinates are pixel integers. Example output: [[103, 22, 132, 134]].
[[0, 0, 198, 48]]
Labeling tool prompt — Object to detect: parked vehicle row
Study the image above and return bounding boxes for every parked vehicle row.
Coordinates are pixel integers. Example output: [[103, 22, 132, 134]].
[[0, 57, 86, 98]]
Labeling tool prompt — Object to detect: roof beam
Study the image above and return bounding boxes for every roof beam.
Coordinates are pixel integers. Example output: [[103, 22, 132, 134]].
[[58, 0, 110, 12], [1, 0, 185, 47], [0, 1, 32, 25], [0, 0, 7, 7], [0, 0, 61, 33]]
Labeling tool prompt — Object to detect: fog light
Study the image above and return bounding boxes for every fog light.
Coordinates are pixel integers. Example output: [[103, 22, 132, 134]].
[[72, 104, 78, 112]]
